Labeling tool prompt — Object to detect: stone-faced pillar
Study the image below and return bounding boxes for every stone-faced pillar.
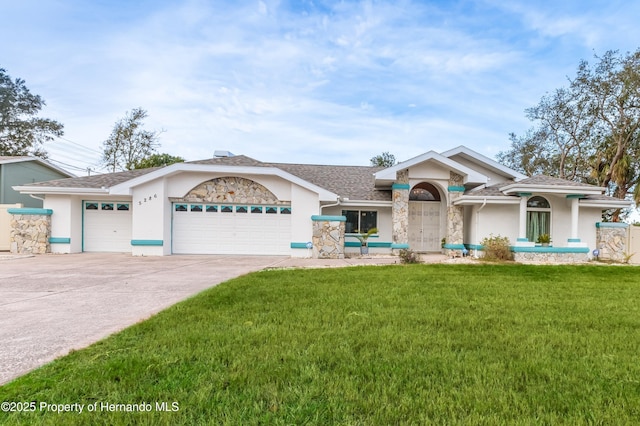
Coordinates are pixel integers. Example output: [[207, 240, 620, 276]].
[[311, 215, 346, 259], [391, 169, 409, 251], [8, 208, 53, 254], [445, 172, 465, 257], [596, 222, 629, 262]]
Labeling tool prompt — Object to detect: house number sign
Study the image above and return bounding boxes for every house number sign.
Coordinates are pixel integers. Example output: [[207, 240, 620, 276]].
[[138, 194, 158, 205]]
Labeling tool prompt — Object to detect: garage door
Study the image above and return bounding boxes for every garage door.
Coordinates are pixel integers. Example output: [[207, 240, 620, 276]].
[[172, 203, 291, 255], [83, 201, 132, 252]]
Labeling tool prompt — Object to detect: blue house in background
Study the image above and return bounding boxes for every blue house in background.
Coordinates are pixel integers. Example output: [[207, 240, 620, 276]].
[[0, 156, 74, 208]]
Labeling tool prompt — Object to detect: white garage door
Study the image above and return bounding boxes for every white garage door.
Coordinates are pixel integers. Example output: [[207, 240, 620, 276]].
[[83, 201, 132, 252], [172, 203, 291, 255]]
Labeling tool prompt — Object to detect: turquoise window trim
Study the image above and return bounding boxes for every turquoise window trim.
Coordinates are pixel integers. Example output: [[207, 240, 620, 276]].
[[566, 194, 585, 199], [447, 186, 465, 192], [131, 240, 164, 246], [311, 215, 347, 222], [465, 244, 484, 250], [345, 241, 362, 247], [368, 242, 392, 248], [392, 183, 410, 190], [7, 208, 53, 215], [568, 238, 581, 242], [49, 237, 71, 244], [596, 222, 629, 228], [391, 243, 409, 249], [443, 243, 466, 250], [511, 246, 590, 253]]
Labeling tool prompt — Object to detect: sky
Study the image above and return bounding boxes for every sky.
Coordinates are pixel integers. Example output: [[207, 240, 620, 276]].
[[2, 0, 640, 176]]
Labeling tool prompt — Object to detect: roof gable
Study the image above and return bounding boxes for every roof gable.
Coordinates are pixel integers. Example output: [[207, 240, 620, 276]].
[[0, 156, 75, 178]]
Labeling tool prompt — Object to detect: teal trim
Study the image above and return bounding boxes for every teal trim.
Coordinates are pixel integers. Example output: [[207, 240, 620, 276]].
[[516, 237, 529, 242], [443, 243, 466, 250], [131, 240, 163, 246], [596, 222, 629, 228], [7, 208, 53, 215], [49, 237, 70, 244], [447, 186, 465, 192], [391, 243, 409, 249], [568, 238, 581, 242], [311, 215, 346, 222], [346, 241, 363, 248], [290, 242, 311, 249], [511, 246, 590, 253], [566, 194, 585, 199], [517, 192, 532, 197], [392, 183, 410, 190], [465, 244, 484, 251], [368, 242, 392, 248]]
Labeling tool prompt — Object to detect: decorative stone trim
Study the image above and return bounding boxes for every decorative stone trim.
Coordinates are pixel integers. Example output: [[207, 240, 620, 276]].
[[596, 222, 628, 262], [182, 177, 287, 205], [514, 251, 589, 264], [446, 172, 464, 257], [10, 213, 51, 254], [312, 217, 345, 259]]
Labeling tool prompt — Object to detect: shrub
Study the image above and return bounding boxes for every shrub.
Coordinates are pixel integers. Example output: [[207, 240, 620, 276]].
[[398, 249, 421, 264], [480, 234, 513, 261]]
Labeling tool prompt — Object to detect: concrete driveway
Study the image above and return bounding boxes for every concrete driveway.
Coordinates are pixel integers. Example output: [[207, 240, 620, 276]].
[[0, 253, 287, 385]]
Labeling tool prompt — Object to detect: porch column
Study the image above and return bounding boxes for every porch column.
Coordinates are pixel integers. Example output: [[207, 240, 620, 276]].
[[515, 193, 531, 245], [391, 170, 409, 251], [445, 172, 465, 256], [569, 196, 580, 241]]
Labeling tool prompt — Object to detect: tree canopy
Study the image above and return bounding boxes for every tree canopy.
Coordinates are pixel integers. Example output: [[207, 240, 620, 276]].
[[133, 153, 185, 169], [102, 107, 161, 172], [498, 49, 640, 220], [0, 68, 63, 157], [370, 152, 396, 167]]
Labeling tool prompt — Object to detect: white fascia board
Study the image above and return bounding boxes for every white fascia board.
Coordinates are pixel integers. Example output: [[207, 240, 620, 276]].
[[500, 183, 603, 196], [1, 157, 76, 177], [108, 164, 339, 201], [579, 199, 634, 209], [453, 196, 520, 206], [374, 151, 487, 185], [12, 185, 109, 195], [441, 145, 527, 181], [339, 200, 393, 208]]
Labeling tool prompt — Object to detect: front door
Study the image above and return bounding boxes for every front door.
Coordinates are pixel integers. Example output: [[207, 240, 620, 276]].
[[409, 201, 441, 251]]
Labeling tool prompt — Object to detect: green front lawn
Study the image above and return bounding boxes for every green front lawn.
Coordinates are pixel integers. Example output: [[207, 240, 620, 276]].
[[1, 264, 640, 425]]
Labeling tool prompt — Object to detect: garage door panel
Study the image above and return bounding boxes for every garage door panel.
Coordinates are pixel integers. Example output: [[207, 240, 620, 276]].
[[173, 204, 291, 255], [84, 202, 132, 252]]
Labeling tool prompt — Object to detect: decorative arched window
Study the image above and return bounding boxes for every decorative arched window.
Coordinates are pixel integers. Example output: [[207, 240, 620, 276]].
[[526, 196, 551, 243], [409, 182, 441, 201]]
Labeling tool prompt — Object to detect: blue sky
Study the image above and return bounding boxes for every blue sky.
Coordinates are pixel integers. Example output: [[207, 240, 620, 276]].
[[2, 0, 640, 175]]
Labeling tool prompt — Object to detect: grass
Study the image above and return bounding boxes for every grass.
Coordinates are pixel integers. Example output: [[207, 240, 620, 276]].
[[1, 264, 640, 425]]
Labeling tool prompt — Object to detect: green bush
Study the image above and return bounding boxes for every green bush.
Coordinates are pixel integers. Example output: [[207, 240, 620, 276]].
[[480, 234, 513, 261], [398, 249, 421, 264]]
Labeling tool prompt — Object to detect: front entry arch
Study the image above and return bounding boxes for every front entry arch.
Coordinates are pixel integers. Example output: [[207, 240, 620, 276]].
[[408, 182, 442, 252]]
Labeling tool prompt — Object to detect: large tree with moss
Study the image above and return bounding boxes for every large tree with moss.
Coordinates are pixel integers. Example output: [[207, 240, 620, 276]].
[[0, 68, 63, 157]]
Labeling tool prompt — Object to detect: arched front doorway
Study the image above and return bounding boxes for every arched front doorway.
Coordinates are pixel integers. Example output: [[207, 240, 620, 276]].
[[408, 182, 442, 251]]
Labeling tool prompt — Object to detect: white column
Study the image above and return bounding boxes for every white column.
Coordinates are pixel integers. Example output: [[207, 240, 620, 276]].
[[518, 196, 528, 241], [570, 197, 579, 240]]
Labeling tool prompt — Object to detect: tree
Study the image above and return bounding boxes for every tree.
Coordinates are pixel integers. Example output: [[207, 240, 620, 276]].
[[370, 152, 396, 167], [102, 107, 161, 172], [0, 68, 63, 157], [498, 49, 640, 219], [133, 153, 185, 169]]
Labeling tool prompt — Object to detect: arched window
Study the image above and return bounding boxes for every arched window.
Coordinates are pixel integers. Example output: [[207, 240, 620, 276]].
[[526, 196, 550, 243], [409, 182, 441, 201]]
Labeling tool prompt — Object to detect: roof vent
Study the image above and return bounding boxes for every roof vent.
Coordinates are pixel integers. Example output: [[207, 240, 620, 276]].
[[214, 150, 235, 158]]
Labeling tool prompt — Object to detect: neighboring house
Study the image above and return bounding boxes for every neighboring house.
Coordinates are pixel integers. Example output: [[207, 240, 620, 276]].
[[0, 156, 74, 207], [11, 146, 632, 262], [1, 156, 74, 251]]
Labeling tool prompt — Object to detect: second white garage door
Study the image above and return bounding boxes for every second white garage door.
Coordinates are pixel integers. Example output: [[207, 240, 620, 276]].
[[172, 203, 291, 255]]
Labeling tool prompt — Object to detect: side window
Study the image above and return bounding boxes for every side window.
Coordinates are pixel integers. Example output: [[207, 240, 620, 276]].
[[342, 210, 377, 233]]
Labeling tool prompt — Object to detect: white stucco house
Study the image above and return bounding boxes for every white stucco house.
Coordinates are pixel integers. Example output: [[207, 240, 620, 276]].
[[10, 146, 632, 262]]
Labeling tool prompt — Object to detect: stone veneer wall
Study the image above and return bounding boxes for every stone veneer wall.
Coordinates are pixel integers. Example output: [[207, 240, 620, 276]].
[[446, 172, 464, 256], [183, 177, 287, 204], [312, 218, 345, 259], [596, 223, 629, 262], [391, 169, 409, 249], [513, 252, 589, 264], [10, 213, 51, 254]]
